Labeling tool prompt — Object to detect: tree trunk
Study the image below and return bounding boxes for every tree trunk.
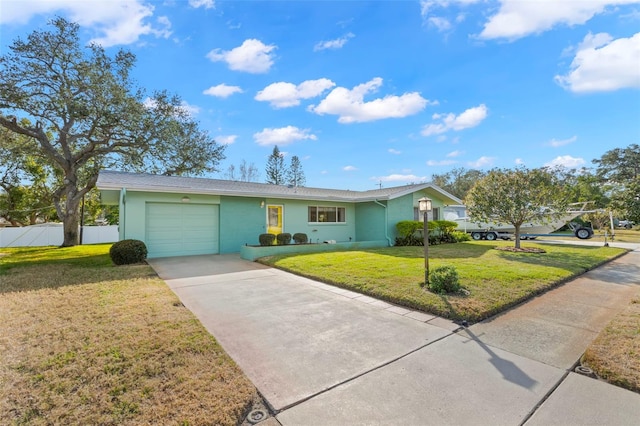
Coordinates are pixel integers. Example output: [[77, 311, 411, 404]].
[[61, 208, 80, 247], [56, 182, 82, 247], [514, 224, 521, 249]]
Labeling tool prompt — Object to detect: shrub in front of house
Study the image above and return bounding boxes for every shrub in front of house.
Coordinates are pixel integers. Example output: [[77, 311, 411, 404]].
[[427, 265, 461, 294], [293, 233, 308, 244], [259, 233, 276, 246], [110, 239, 148, 265], [276, 233, 292, 245], [452, 231, 471, 242], [395, 220, 431, 246]]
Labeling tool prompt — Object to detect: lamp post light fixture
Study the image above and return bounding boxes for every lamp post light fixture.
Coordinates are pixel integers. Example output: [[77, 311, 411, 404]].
[[418, 197, 432, 287]]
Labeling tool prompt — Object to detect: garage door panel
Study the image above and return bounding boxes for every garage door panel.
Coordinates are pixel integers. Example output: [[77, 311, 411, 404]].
[[145, 203, 219, 258]]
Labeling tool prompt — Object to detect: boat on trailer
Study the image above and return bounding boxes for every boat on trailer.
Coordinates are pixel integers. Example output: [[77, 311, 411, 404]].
[[454, 202, 598, 241]]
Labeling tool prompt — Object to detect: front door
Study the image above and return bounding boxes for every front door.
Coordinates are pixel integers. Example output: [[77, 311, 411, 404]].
[[267, 205, 283, 234]]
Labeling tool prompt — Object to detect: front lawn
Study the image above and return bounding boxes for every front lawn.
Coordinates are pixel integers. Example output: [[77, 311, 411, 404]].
[[0, 245, 256, 425], [259, 241, 626, 322]]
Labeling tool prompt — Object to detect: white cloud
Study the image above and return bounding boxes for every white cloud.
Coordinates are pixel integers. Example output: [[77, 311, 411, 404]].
[[207, 39, 276, 73], [479, 0, 640, 41], [468, 156, 495, 168], [255, 79, 336, 108], [428, 16, 452, 32], [179, 100, 200, 116], [547, 135, 577, 147], [309, 77, 432, 123], [545, 155, 586, 168], [446, 150, 465, 157], [420, 0, 482, 33], [253, 126, 317, 146], [203, 84, 244, 98], [216, 135, 237, 145], [189, 0, 215, 9], [515, 158, 525, 165], [427, 159, 457, 166], [555, 32, 640, 93], [372, 174, 428, 182], [343, 165, 358, 171], [314, 33, 355, 51], [0, 0, 172, 47], [421, 104, 488, 136], [388, 148, 402, 155]]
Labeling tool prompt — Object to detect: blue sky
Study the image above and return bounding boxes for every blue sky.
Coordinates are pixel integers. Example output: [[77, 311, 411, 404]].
[[1, 0, 639, 191]]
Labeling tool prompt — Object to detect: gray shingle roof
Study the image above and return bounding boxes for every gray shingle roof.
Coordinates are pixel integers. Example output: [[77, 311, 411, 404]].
[[97, 170, 462, 204]]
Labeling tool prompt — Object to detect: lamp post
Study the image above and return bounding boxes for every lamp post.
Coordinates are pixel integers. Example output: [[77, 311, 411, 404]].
[[418, 197, 432, 287]]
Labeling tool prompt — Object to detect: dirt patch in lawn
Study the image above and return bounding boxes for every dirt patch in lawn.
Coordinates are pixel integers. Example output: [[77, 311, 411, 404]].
[[494, 246, 546, 253], [0, 263, 257, 425]]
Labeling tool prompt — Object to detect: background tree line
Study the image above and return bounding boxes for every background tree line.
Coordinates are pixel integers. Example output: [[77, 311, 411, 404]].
[[222, 145, 307, 187], [433, 144, 639, 226]]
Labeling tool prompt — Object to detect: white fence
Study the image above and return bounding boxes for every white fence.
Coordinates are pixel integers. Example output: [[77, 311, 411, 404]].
[[0, 224, 119, 247]]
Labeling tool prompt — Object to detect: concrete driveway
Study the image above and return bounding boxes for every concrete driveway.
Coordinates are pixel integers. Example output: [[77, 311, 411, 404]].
[[148, 254, 455, 412], [149, 249, 640, 425]]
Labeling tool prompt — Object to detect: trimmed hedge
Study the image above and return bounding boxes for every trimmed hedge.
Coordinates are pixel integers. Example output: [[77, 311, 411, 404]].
[[109, 239, 148, 265], [276, 233, 292, 245], [293, 233, 308, 244], [259, 233, 276, 246]]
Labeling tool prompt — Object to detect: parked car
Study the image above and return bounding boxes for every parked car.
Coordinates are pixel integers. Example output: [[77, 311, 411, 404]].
[[618, 220, 634, 229]]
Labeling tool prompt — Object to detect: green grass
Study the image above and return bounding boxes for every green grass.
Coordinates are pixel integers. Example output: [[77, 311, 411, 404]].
[[0, 245, 256, 425], [258, 241, 627, 322]]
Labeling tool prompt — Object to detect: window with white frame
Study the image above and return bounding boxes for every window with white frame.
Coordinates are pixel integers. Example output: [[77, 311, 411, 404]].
[[414, 207, 440, 221], [308, 206, 346, 223]]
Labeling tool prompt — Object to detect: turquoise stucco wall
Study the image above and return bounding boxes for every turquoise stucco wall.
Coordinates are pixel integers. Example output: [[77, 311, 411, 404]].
[[265, 198, 356, 245], [219, 196, 265, 253], [375, 191, 456, 244], [210, 196, 358, 253], [355, 201, 388, 242], [387, 194, 416, 240], [411, 190, 450, 221]]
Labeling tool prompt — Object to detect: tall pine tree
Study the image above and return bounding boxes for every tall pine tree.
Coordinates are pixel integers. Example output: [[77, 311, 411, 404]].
[[265, 146, 286, 185], [287, 155, 306, 187]]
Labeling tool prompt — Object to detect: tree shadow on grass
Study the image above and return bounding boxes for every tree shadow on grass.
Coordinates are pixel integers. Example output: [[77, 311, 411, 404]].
[[0, 262, 156, 295], [361, 242, 494, 260], [494, 244, 635, 282]]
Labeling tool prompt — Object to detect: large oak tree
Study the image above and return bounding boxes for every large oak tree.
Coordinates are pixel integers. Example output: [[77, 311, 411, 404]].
[[0, 18, 225, 246], [465, 167, 571, 248]]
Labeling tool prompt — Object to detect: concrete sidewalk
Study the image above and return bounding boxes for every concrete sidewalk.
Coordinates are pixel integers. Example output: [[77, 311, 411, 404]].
[[150, 247, 640, 425]]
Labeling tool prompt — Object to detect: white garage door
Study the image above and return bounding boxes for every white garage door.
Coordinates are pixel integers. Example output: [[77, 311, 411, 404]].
[[145, 203, 219, 258]]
